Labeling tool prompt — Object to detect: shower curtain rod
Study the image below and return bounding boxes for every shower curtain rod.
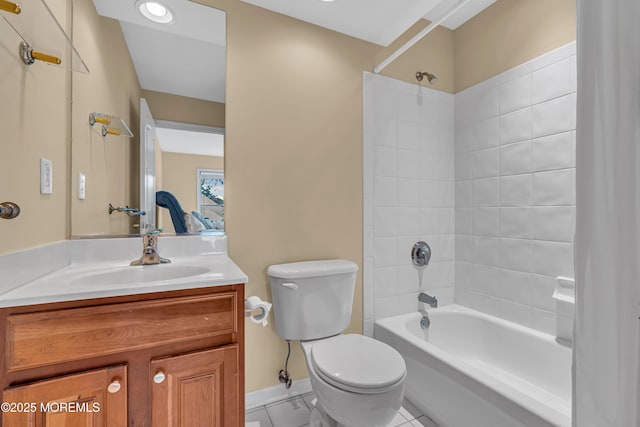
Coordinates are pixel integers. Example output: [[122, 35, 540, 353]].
[[374, 0, 471, 74]]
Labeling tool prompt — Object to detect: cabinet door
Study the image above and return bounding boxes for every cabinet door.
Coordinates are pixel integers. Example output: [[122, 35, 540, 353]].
[[2, 365, 127, 427], [150, 345, 239, 427]]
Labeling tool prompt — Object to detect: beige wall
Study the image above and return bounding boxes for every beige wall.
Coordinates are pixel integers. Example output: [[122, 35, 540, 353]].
[[378, 19, 455, 93], [198, 0, 379, 391], [142, 90, 225, 128], [71, 0, 141, 236], [454, 0, 576, 92], [0, 0, 70, 254], [159, 152, 223, 232]]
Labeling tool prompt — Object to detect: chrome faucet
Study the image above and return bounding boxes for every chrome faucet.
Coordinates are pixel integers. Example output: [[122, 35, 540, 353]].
[[130, 229, 171, 266], [418, 292, 438, 308], [418, 292, 437, 329]]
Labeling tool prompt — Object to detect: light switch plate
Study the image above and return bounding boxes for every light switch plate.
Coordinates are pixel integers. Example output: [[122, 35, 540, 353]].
[[78, 172, 86, 200], [40, 158, 53, 195]]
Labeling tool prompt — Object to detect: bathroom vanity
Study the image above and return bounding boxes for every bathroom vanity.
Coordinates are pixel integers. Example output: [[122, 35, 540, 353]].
[[0, 236, 246, 426]]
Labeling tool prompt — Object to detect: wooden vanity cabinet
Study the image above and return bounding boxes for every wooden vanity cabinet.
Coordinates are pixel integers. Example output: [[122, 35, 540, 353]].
[[3, 364, 127, 427], [150, 345, 239, 427], [0, 284, 244, 427]]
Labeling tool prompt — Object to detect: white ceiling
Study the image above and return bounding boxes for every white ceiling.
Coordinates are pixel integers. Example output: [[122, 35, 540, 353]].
[[119, 22, 225, 102], [89, 0, 496, 105], [156, 127, 224, 157], [424, 0, 496, 30], [91, 0, 226, 103], [239, 0, 496, 47]]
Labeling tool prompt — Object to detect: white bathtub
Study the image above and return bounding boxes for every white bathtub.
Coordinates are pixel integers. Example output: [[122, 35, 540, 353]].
[[374, 305, 571, 427]]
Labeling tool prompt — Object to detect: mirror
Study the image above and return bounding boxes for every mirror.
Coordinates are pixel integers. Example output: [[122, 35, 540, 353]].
[[71, 0, 225, 237]]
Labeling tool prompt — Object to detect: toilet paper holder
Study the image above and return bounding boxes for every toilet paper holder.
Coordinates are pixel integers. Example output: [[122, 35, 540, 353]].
[[243, 296, 272, 327], [244, 307, 265, 317]]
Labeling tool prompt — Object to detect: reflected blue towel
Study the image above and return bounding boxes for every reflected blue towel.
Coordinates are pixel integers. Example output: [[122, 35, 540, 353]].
[[156, 190, 188, 233]]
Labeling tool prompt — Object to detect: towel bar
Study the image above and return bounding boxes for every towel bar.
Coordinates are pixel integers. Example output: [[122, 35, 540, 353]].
[[108, 203, 146, 217]]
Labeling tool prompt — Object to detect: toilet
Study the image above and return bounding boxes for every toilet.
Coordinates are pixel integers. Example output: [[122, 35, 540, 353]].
[[268, 259, 406, 427]]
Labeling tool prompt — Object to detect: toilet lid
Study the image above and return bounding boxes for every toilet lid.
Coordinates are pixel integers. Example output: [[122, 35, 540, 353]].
[[311, 334, 406, 392]]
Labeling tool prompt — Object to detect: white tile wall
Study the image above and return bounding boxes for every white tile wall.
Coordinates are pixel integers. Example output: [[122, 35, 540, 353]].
[[364, 72, 455, 333], [473, 118, 499, 150], [472, 178, 500, 207], [499, 74, 531, 114], [532, 131, 575, 171], [454, 42, 576, 334], [364, 43, 576, 336], [532, 94, 576, 138], [499, 107, 532, 145], [499, 141, 532, 175]]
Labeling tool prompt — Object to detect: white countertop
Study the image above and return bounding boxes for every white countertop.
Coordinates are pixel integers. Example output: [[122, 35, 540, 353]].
[[0, 235, 248, 308]]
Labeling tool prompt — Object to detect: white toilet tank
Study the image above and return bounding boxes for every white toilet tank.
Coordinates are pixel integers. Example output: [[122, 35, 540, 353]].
[[268, 259, 358, 341]]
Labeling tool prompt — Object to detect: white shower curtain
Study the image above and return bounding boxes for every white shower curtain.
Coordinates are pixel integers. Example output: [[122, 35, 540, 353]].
[[574, 1, 640, 426]]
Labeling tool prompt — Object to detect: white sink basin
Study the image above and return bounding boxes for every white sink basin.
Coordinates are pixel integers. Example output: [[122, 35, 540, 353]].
[[0, 234, 249, 308], [69, 265, 210, 286]]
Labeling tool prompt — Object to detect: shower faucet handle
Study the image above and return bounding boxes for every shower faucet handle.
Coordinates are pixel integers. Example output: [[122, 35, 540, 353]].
[[412, 241, 431, 267]]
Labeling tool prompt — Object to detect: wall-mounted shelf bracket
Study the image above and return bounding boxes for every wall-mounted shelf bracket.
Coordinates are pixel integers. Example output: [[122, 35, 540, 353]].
[[0, 0, 88, 73], [0, 0, 21, 14], [20, 41, 60, 66], [90, 113, 134, 138]]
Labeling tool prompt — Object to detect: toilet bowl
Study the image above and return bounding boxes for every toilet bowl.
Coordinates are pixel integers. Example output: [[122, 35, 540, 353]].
[[268, 260, 406, 427], [302, 334, 406, 427]]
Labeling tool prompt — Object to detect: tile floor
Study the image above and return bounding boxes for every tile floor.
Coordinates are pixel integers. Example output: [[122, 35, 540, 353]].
[[246, 392, 439, 427]]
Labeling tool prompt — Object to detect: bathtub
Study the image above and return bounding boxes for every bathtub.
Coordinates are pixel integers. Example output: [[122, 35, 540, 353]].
[[374, 305, 571, 427]]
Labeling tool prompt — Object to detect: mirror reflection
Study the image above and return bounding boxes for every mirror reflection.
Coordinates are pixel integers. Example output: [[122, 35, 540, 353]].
[[152, 120, 225, 234], [71, 0, 225, 237]]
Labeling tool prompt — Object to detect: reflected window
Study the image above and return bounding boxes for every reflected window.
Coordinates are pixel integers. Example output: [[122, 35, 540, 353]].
[[197, 168, 224, 231]]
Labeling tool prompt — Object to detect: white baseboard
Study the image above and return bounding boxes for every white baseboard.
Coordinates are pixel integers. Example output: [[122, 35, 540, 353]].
[[245, 377, 312, 411]]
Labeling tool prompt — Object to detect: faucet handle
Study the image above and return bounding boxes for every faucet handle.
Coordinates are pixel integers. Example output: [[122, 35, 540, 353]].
[[142, 228, 163, 242], [412, 241, 431, 267]]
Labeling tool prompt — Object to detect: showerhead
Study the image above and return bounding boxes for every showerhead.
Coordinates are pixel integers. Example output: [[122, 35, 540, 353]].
[[416, 71, 437, 84]]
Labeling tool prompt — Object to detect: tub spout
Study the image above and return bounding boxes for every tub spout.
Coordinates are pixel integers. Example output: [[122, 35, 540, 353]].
[[418, 292, 438, 308], [418, 292, 436, 330]]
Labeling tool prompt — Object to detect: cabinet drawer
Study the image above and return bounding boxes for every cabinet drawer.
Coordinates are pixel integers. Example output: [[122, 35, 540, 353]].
[[6, 292, 237, 371]]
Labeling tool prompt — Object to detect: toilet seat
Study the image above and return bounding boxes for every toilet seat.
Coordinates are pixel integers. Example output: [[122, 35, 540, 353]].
[[311, 334, 406, 394]]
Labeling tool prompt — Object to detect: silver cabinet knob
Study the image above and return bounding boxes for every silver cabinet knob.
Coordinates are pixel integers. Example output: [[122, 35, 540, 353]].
[[153, 371, 166, 384], [107, 380, 121, 394]]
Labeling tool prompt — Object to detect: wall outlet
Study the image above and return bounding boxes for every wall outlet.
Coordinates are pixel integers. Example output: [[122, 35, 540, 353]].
[[40, 158, 53, 195], [78, 172, 86, 200]]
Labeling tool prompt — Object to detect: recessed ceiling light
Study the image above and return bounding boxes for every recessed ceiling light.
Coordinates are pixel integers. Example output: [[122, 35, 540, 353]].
[[319, 0, 337, 2], [136, 0, 174, 24]]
